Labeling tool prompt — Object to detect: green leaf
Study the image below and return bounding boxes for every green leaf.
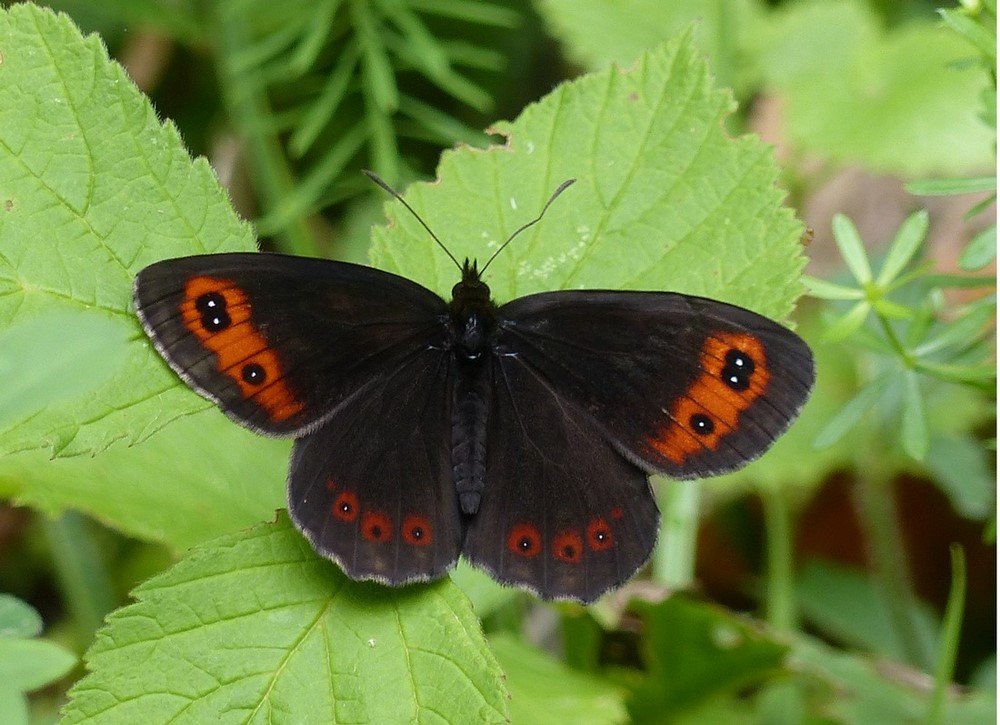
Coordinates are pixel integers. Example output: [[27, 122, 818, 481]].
[[802, 275, 864, 300], [877, 210, 928, 286], [791, 633, 995, 724], [959, 225, 996, 271], [0, 412, 287, 551], [796, 559, 939, 664], [536, 0, 764, 91], [924, 434, 996, 520], [490, 634, 627, 724], [0, 4, 256, 457], [938, 7, 996, 62], [0, 638, 77, 693], [822, 300, 872, 342], [900, 370, 930, 461], [62, 514, 508, 723], [0, 311, 129, 428], [0, 595, 42, 639], [627, 595, 788, 719], [760, 2, 994, 175], [905, 176, 996, 195], [831, 214, 873, 285], [814, 376, 885, 449], [371, 33, 807, 322]]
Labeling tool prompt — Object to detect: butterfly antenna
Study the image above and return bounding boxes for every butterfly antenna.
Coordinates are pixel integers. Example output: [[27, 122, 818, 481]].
[[481, 178, 576, 273], [363, 169, 462, 272]]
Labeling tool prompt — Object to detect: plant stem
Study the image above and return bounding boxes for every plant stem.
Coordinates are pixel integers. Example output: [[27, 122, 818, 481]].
[[762, 488, 797, 632], [927, 545, 967, 725], [654, 479, 699, 589]]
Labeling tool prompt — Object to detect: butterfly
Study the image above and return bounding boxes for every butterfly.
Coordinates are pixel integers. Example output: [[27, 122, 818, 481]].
[[133, 174, 814, 603]]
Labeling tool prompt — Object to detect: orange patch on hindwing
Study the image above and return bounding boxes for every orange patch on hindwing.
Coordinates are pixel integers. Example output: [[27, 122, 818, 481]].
[[647, 331, 770, 465], [179, 276, 304, 423]]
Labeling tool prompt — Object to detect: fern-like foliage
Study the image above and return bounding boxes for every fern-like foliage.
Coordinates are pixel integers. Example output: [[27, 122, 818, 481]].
[[211, 0, 521, 249]]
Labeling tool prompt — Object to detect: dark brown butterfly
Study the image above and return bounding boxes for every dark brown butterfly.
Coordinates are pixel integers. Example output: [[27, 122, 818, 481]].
[[134, 175, 814, 602]]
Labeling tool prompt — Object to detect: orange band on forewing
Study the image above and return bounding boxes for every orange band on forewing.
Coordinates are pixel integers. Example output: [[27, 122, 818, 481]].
[[179, 276, 305, 423], [647, 331, 770, 465]]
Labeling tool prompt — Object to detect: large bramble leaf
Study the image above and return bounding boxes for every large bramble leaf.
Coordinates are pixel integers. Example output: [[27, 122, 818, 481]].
[[0, 5, 256, 460], [61, 514, 508, 723]]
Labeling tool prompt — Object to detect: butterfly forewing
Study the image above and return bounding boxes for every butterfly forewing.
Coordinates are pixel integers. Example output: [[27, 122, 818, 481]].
[[134, 253, 450, 436], [495, 291, 815, 479]]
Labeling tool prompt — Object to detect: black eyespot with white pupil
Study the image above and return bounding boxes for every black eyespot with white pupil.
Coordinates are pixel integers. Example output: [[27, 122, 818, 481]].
[[721, 348, 755, 391], [195, 291, 230, 332], [690, 413, 714, 435], [242, 362, 266, 385]]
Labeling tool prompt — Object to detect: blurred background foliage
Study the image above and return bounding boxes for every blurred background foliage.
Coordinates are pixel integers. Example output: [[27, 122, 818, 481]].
[[2, 0, 994, 722]]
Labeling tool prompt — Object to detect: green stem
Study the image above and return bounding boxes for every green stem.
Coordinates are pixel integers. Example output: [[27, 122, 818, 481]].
[[654, 479, 699, 589], [762, 488, 796, 632], [927, 545, 967, 725]]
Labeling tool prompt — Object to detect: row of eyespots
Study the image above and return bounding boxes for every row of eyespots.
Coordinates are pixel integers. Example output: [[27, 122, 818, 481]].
[[180, 276, 305, 423], [506, 506, 624, 563], [328, 486, 433, 546], [646, 331, 770, 465]]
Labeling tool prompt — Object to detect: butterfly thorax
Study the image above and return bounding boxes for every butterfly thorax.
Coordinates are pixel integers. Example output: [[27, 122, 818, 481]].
[[449, 259, 497, 363]]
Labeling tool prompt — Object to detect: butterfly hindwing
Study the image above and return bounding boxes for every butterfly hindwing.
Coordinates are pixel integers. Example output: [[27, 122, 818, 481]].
[[494, 290, 815, 479], [462, 356, 660, 603], [287, 350, 463, 585], [134, 253, 449, 436]]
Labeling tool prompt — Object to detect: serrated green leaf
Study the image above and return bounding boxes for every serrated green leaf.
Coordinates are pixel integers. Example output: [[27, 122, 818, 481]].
[[371, 34, 806, 322], [0, 4, 256, 457], [1, 412, 287, 551], [62, 514, 508, 724], [490, 633, 627, 724]]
